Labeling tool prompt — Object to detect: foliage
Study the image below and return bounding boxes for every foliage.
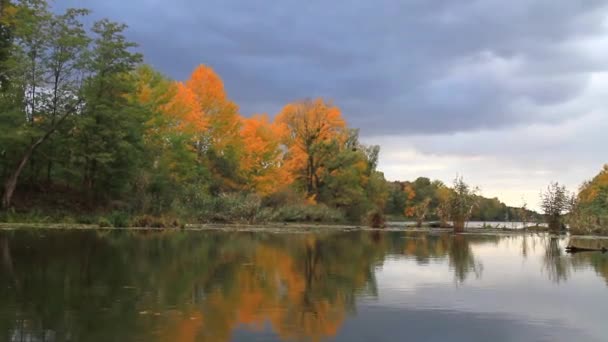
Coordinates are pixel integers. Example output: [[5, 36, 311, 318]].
[[270, 203, 345, 223], [0, 1, 392, 224], [448, 176, 479, 232], [0, 0, 567, 228], [366, 207, 385, 228], [569, 165, 608, 234], [0, 230, 504, 340], [540, 181, 570, 232], [386, 176, 540, 227]]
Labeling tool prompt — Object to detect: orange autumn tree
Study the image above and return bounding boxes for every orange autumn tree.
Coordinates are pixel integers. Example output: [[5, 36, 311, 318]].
[[403, 184, 416, 217], [182, 65, 245, 192], [240, 114, 288, 195], [275, 99, 346, 199], [578, 165, 608, 205], [573, 164, 608, 229], [129, 66, 209, 213]]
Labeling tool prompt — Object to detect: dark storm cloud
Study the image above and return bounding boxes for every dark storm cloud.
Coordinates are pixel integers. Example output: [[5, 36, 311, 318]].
[[55, 0, 608, 135]]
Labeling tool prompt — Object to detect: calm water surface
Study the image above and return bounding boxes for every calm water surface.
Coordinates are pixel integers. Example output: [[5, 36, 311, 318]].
[[1, 229, 607, 342]]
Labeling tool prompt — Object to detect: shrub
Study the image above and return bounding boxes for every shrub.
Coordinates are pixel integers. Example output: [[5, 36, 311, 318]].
[[449, 176, 479, 232], [76, 215, 97, 224], [130, 214, 156, 228], [540, 182, 570, 232], [129, 214, 182, 228], [261, 188, 301, 208], [208, 193, 262, 223], [108, 211, 130, 228], [271, 204, 345, 223], [97, 217, 112, 228], [366, 208, 385, 228]]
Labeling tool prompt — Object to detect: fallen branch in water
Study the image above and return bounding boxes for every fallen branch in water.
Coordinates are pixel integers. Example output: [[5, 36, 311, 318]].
[[565, 245, 607, 253]]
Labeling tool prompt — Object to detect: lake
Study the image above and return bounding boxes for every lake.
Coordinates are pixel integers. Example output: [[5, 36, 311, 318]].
[[1, 229, 607, 342]]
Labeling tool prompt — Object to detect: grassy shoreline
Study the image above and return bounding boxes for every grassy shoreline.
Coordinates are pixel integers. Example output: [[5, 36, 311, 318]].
[[2, 221, 607, 238]]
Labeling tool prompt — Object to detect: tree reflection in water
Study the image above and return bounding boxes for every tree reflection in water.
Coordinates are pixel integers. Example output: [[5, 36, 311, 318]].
[[0, 229, 606, 341]]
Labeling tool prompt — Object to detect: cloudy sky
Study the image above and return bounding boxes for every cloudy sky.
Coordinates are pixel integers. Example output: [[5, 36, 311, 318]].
[[56, 0, 608, 209]]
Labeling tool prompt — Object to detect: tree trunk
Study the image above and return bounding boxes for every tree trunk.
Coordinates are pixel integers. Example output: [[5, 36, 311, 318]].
[[1, 111, 71, 209], [307, 155, 314, 197], [548, 215, 562, 232], [454, 220, 465, 233], [2, 144, 36, 209]]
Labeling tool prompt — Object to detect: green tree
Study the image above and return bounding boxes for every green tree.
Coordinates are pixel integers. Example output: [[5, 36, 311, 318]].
[[449, 176, 478, 232], [0, 0, 15, 89], [69, 19, 142, 203], [40, 8, 90, 183], [1, 1, 88, 208], [316, 129, 387, 221], [540, 182, 570, 232]]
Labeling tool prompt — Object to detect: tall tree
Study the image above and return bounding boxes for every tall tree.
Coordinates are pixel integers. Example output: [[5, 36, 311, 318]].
[[240, 114, 287, 195], [40, 8, 90, 182], [0, 0, 16, 89], [276, 98, 346, 199], [73, 19, 142, 201], [1, 1, 88, 208], [183, 65, 243, 193]]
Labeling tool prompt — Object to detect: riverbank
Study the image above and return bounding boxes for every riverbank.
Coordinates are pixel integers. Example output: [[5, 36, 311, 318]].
[[2, 221, 607, 239]]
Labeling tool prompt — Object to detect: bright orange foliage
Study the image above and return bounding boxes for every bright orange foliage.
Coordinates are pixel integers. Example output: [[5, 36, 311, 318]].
[[163, 82, 207, 134], [403, 184, 417, 217], [158, 240, 347, 342], [275, 98, 346, 196], [185, 65, 241, 152], [240, 114, 289, 195]]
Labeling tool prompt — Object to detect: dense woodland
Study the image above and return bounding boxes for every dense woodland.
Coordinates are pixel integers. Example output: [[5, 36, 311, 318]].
[[568, 166, 608, 234], [0, 1, 605, 231]]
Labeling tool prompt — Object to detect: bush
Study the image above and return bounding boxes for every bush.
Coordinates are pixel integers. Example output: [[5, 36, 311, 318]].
[[206, 193, 262, 223], [76, 215, 97, 224], [568, 213, 608, 235], [365, 208, 385, 228], [271, 204, 345, 223], [261, 188, 301, 208], [108, 211, 130, 228], [97, 217, 112, 228], [130, 214, 158, 228], [130, 215, 182, 228]]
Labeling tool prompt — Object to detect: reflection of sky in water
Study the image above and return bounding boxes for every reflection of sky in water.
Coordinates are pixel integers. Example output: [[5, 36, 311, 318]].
[[2, 230, 607, 342], [237, 234, 607, 342], [353, 235, 607, 342]]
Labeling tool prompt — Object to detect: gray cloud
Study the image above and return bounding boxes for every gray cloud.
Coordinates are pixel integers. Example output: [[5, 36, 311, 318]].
[[55, 0, 608, 135], [53, 0, 608, 207]]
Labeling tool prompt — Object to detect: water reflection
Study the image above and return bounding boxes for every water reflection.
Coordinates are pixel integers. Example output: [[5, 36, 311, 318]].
[[0, 229, 607, 341]]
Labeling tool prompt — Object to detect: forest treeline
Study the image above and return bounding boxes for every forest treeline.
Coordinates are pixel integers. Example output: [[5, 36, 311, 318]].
[[385, 177, 541, 225], [0, 1, 539, 227], [0, 1, 392, 225], [1, 1, 603, 230], [567, 165, 608, 234]]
